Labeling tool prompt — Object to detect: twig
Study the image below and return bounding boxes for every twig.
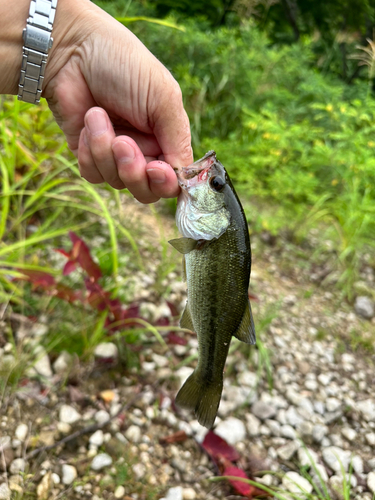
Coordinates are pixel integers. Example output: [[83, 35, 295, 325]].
[[26, 385, 142, 459]]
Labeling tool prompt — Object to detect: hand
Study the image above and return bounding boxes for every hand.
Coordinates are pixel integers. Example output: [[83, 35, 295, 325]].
[[42, 0, 193, 203]]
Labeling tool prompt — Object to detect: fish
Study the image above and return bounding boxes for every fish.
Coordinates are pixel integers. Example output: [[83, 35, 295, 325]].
[[169, 150, 256, 429]]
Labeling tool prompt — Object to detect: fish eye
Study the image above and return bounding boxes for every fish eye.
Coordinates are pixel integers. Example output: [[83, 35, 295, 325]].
[[210, 176, 225, 192]]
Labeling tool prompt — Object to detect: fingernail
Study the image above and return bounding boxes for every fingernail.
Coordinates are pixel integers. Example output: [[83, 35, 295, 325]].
[[86, 109, 108, 136], [112, 141, 135, 163], [147, 168, 166, 184]]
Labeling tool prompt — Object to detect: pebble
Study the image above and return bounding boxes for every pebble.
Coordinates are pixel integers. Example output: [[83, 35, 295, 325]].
[[91, 453, 113, 471], [62, 464, 77, 485], [15, 423, 28, 442], [95, 410, 110, 425], [322, 446, 351, 472], [282, 471, 313, 494], [53, 351, 72, 374], [297, 447, 319, 468], [89, 430, 104, 447], [182, 487, 196, 499], [94, 342, 118, 359], [59, 405, 81, 424], [341, 427, 357, 442], [367, 472, 375, 493], [0, 484, 11, 500], [245, 413, 261, 436], [34, 349, 53, 378], [280, 424, 296, 439], [354, 296, 374, 319], [277, 441, 299, 461], [237, 370, 257, 388], [125, 425, 141, 443], [251, 401, 276, 420], [312, 424, 328, 443], [356, 399, 375, 421], [114, 485, 126, 498], [132, 463, 146, 479], [214, 417, 246, 445], [9, 458, 26, 474], [160, 486, 183, 500]]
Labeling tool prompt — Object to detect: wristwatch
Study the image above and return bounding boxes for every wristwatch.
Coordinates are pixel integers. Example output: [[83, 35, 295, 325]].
[[18, 0, 58, 104]]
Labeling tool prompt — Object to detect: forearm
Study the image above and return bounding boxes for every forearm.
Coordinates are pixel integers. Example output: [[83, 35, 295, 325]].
[[0, 0, 29, 95], [0, 0, 92, 97]]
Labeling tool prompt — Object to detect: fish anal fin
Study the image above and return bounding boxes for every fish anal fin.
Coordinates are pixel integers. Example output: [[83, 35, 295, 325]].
[[175, 370, 223, 429], [168, 237, 198, 254], [233, 300, 256, 345], [180, 302, 194, 331]]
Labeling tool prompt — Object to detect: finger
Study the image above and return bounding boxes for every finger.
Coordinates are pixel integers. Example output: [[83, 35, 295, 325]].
[[146, 161, 180, 199], [78, 129, 105, 184], [112, 137, 159, 204], [85, 107, 126, 190], [113, 128, 162, 158], [150, 77, 194, 170]]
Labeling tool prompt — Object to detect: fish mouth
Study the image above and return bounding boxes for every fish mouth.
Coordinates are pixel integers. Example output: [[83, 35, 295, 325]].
[[177, 150, 217, 187]]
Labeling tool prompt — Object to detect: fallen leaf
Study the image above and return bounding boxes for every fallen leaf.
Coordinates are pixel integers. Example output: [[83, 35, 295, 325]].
[[159, 430, 188, 444], [100, 390, 115, 403], [223, 465, 268, 498], [202, 430, 240, 462]]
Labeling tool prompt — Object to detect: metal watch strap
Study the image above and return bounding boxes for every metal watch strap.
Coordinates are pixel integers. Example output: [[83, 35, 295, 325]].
[[18, 0, 58, 104]]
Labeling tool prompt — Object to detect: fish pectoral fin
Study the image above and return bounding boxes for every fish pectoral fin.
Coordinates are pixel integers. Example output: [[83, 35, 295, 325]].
[[168, 237, 198, 254], [180, 303, 194, 331], [233, 300, 256, 345]]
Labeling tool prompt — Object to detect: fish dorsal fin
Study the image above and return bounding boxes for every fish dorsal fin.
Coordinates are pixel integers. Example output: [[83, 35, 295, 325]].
[[233, 300, 256, 345], [180, 302, 194, 331], [169, 237, 198, 254]]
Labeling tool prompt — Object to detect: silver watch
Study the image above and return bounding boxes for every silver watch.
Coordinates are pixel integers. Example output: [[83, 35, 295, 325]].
[[18, 0, 58, 104]]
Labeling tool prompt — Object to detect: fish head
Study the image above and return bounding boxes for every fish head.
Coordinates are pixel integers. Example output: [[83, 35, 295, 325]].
[[176, 151, 231, 241]]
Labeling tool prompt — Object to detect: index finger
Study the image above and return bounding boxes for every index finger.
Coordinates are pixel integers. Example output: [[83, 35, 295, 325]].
[[150, 77, 194, 171]]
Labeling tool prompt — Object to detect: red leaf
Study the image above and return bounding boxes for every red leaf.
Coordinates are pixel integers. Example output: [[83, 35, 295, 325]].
[[166, 332, 188, 345], [55, 284, 81, 303], [69, 232, 102, 281], [166, 300, 179, 317], [16, 269, 55, 287], [248, 291, 259, 302], [63, 260, 77, 276], [55, 248, 71, 258], [223, 465, 268, 498], [202, 431, 240, 462]]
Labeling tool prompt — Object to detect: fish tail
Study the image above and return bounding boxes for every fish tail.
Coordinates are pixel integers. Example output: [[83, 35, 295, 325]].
[[175, 370, 223, 429]]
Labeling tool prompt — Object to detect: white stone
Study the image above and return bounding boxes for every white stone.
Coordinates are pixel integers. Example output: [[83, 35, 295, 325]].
[[94, 342, 118, 359], [282, 471, 313, 494], [0, 484, 11, 500], [356, 399, 375, 421], [59, 405, 81, 424], [53, 351, 72, 374], [266, 419, 281, 437], [57, 422, 71, 434], [367, 471, 375, 493], [15, 423, 28, 442], [52, 473, 60, 484], [352, 455, 363, 474], [114, 485, 126, 498], [175, 366, 194, 388], [310, 463, 329, 485], [245, 413, 260, 436], [132, 463, 146, 479], [182, 487, 196, 499], [62, 464, 77, 485], [125, 425, 141, 443], [312, 424, 328, 443], [341, 427, 357, 442], [318, 373, 331, 386], [322, 446, 351, 472], [277, 441, 299, 461], [354, 296, 374, 319], [160, 487, 183, 500], [285, 406, 304, 428], [9, 458, 26, 474], [152, 353, 168, 368], [281, 424, 296, 439], [251, 401, 276, 420], [34, 350, 53, 378], [94, 410, 110, 425], [89, 430, 104, 447], [237, 371, 258, 388], [214, 417, 246, 445], [326, 398, 341, 413], [297, 447, 319, 468], [0, 436, 11, 450], [366, 433, 375, 446], [91, 453, 113, 471]]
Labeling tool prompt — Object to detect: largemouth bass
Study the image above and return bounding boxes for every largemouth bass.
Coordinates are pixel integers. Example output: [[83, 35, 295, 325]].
[[169, 151, 256, 429]]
